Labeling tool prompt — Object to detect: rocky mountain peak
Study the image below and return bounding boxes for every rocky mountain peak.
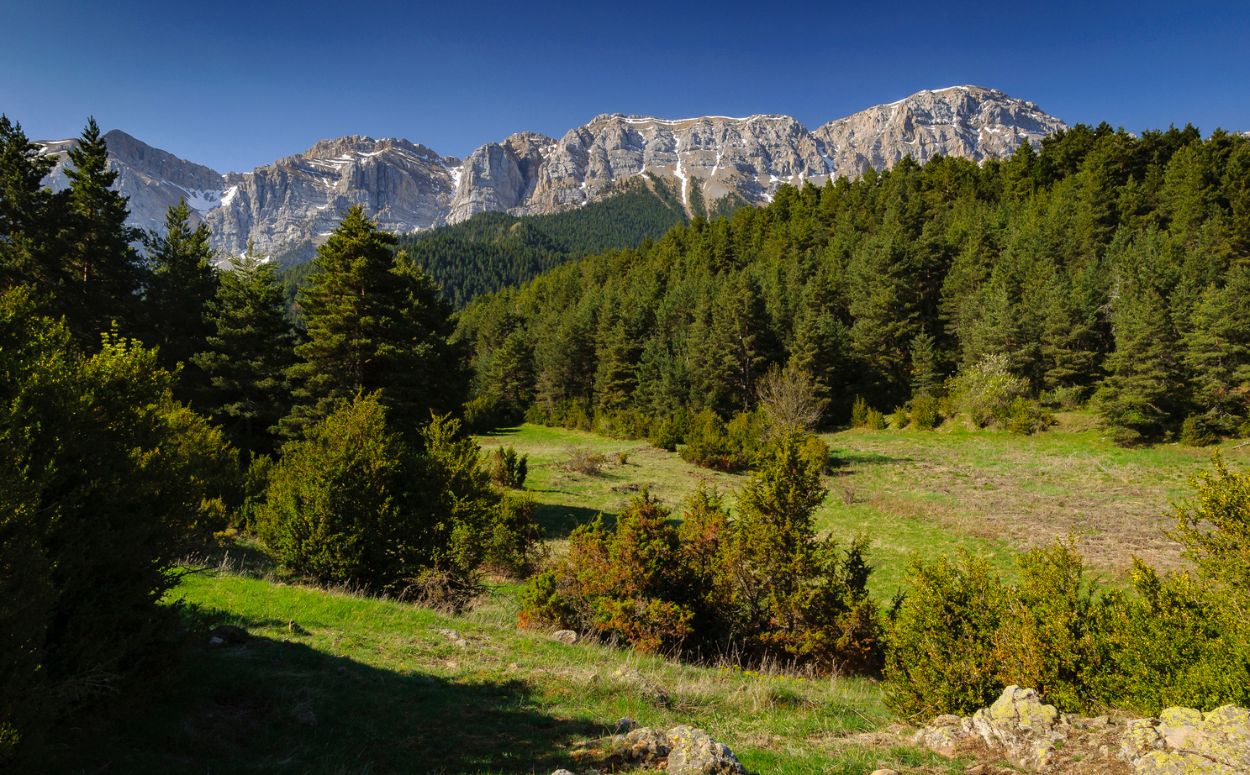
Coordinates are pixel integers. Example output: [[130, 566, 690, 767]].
[[40, 85, 1067, 263]]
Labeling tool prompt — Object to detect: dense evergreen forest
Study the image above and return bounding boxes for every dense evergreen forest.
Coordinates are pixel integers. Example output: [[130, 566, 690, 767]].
[[459, 124, 1250, 447], [395, 176, 687, 307]]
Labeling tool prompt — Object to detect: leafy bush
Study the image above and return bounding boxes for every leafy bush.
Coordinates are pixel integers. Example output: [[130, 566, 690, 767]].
[[258, 393, 413, 588], [480, 492, 543, 577], [1180, 413, 1219, 447], [888, 406, 909, 429], [679, 409, 763, 472], [885, 553, 1006, 718], [1004, 397, 1054, 435], [523, 492, 695, 653], [647, 411, 688, 451], [887, 459, 1250, 716], [850, 396, 870, 427], [522, 434, 883, 674], [948, 354, 1031, 428], [908, 394, 942, 430], [259, 396, 513, 609], [1, 291, 238, 762], [864, 407, 887, 430], [488, 446, 528, 488]]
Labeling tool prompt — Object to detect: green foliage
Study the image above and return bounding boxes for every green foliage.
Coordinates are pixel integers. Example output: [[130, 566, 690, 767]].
[[284, 206, 466, 439], [459, 128, 1250, 448], [143, 199, 218, 392], [679, 409, 764, 472], [488, 445, 528, 489], [258, 393, 412, 588], [888, 459, 1250, 716], [908, 394, 942, 430], [396, 180, 686, 307], [948, 354, 1031, 428], [0, 289, 237, 760], [885, 553, 1006, 718], [1004, 397, 1054, 435], [480, 491, 543, 578], [522, 435, 882, 673], [193, 248, 296, 455]]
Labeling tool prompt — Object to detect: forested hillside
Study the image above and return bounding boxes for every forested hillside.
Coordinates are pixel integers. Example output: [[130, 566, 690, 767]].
[[460, 123, 1250, 446], [395, 176, 687, 306]]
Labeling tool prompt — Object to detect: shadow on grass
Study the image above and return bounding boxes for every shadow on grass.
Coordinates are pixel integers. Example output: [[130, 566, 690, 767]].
[[46, 630, 600, 774], [533, 502, 613, 539], [476, 426, 523, 439], [829, 450, 911, 469]]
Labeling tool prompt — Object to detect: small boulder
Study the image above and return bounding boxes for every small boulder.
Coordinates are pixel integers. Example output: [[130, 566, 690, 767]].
[[869, 770, 901, 775], [551, 629, 578, 645], [969, 685, 1067, 771], [1120, 704, 1250, 774], [665, 724, 747, 775]]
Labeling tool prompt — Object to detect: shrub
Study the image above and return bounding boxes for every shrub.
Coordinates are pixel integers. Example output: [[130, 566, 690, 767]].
[[521, 492, 695, 653], [948, 354, 1030, 428], [885, 553, 1006, 718], [258, 393, 413, 588], [480, 492, 543, 577], [489, 446, 528, 488], [1180, 414, 1220, 447], [565, 448, 608, 475], [715, 432, 882, 673], [522, 435, 883, 674], [909, 394, 942, 430], [1, 291, 238, 762], [679, 409, 762, 472], [647, 411, 687, 451], [1004, 397, 1054, 435], [888, 406, 909, 429], [992, 542, 1101, 712], [259, 397, 508, 609], [864, 407, 887, 430], [851, 396, 870, 428]]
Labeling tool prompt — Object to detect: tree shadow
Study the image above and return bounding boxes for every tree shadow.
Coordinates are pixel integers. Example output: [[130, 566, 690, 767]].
[[476, 426, 523, 439], [828, 451, 911, 469], [533, 502, 613, 539], [46, 629, 601, 774]]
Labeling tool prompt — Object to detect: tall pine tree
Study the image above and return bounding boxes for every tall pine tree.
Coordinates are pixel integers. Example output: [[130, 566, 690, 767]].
[[284, 206, 465, 439], [61, 118, 144, 345], [193, 248, 296, 455], [144, 200, 218, 392]]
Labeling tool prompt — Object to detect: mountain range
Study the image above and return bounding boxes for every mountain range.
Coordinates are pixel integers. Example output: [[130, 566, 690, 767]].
[[39, 85, 1067, 264]]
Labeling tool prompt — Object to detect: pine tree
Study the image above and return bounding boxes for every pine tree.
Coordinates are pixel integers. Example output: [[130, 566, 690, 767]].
[[593, 313, 639, 415], [789, 272, 850, 411], [192, 247, 296, 455], [0, 116, 58, 294], [61, 118, 144, 345], [704, 273, 779, 412], [1183, 263, 1250, 433], [144, 200, 218, 391], [1094, 282, 1185, 444], [909, 331, 941, 398], [284, 206, 465, 439]]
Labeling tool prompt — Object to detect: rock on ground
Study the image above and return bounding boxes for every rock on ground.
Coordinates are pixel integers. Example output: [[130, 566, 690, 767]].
[[571, 724, 746, 774], [914, 686, 1250, 774]]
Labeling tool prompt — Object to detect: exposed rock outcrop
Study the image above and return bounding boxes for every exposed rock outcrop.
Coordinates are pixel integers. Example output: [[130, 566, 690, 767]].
[[914, 686, 1250, 774], [570, 724, 746, 774], [39, 85, 1065, 264]]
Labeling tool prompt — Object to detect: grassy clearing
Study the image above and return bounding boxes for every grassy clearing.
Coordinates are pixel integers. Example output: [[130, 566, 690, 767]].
[[481, 419, 1244, 596], [47, 570, 955, 774]]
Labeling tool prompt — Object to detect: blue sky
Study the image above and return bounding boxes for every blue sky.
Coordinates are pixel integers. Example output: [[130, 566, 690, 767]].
[[2, 0, 1247, 173]]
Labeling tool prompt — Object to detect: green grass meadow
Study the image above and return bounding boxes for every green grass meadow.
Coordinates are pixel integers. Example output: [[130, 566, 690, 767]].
[[48, 418, 1247, 773]]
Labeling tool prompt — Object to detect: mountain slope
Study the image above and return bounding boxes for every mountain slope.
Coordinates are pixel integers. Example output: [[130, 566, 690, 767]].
[[39, 85, 1066, 264]]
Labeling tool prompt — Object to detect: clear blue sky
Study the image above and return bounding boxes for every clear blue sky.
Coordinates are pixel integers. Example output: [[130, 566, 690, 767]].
[[2, 0, 1247, 173]]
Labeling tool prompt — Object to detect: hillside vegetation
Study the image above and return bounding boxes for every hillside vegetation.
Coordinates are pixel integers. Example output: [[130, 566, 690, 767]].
[[460, 124, 1250, 448]]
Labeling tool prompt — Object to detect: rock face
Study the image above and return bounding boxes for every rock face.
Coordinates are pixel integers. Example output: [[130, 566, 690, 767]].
[[813, 85, 1064, 177], [42, 129, 225, 234], [1121, 705, 1250, 774], [570, 724, 746, 774], [914, 686, 1250, 774], [204, 136, 461, 262], [39, 85, 1065, 264]]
